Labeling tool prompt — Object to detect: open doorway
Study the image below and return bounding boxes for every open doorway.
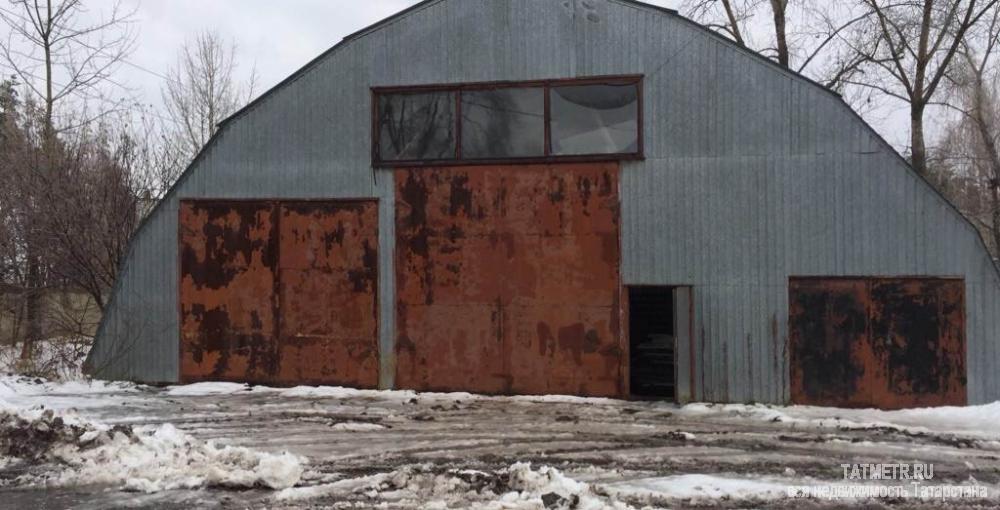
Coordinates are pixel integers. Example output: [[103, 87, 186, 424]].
[[628, 286, 676, 399]]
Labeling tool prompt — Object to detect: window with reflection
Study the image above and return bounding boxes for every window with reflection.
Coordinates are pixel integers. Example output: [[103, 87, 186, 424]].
[[373, 76, 641, 166], [461, 88, 545, 159], [550, 84, 639, 156], [377, 91, 456, 161]]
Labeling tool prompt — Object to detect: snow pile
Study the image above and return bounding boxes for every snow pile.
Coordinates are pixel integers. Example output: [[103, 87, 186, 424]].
[[498, 462, 634, 509], [0, 406, 306, 493]]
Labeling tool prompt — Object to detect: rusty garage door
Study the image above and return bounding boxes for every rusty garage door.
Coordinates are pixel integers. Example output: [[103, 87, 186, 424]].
[[180, 200, 378, 387], [789, 277, 966, 409], [395, 163, 623, 397]]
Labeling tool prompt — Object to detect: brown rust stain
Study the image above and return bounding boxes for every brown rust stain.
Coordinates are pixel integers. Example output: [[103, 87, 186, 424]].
[[275, 201, 379, 388], [180, 202, 279, 382], [395, 163, 623, 397], [868, 279, 966, 408], [180, 200, 378, 387], [789, 277, 966, 409], [789, 278, 870, 408]]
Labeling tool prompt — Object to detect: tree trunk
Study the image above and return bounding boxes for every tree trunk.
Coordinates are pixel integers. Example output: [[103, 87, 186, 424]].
[[911, 102, 928, 177], [22, 251, 42, 361], [721, 0, 745, 46], [991, 183, 1000, 257], [770, 0, 789, 67]]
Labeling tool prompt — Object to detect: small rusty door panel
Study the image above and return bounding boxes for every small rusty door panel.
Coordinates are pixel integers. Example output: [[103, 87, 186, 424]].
[[789, 278, 872, 408], [789, 277, 966, 409], [276, 201, 379, 388], [395, 163, 623, 397], [180, 201, 279, 382], [869, 279, 966, 408], [180, 200, 379, 387], [502, 165, 621, 397], [394, 168, 509, 393]]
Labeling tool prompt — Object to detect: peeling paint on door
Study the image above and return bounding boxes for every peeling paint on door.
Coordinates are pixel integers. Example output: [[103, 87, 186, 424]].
[[394, 163, 623, 397], [180, 200, 378, 387], [789, 277, 966, 409]]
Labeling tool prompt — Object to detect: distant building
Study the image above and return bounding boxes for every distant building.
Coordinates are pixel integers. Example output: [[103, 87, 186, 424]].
[[1, 285, 100, 344], [87, 0, 1000, 409]]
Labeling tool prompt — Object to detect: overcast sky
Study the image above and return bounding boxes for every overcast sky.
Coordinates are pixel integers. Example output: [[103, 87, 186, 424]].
[[7, 0, 918, 149], [122, 0, 676, 105], [124, 1, 429, 105]]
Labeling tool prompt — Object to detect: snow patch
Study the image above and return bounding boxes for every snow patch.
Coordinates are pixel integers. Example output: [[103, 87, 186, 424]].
[[0, 375, 141, 411], [0, 375, 138, 397], [679, 401, 1000, 439], [0, 337, 91, 381], [331, 421, 386, 432], [164, 382, 277, 396], [606, 473, 790, 503], [0, 406, 306, 492], [510, 394, 622, 405], [278, 463, 637, 509]]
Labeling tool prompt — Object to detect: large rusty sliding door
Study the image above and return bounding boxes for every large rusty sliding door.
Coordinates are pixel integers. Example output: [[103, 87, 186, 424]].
[[180, 200, 378, 387], [395, 163, 623, 397], [789, 277, 966, 409]]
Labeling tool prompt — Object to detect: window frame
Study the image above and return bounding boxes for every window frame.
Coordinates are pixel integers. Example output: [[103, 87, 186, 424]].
[[371, 75, 644, 168]]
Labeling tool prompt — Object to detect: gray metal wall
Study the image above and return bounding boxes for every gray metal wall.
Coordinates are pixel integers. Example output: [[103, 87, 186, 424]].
[[88, 0, 1000, 405]]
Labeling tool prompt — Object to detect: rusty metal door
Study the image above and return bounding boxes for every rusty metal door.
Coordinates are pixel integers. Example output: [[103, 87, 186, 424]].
[[869, 279, 966, 408], [789, 277, 966, 409], [789, 278, 874, 408], [395, 163, 623, 397], [275, 202, 379, 387], [180, 200, 378, 387], [180, 201, 279, 382]]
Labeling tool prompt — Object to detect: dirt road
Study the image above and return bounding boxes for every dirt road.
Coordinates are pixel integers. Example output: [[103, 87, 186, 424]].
[[1, 380, 998, 509]]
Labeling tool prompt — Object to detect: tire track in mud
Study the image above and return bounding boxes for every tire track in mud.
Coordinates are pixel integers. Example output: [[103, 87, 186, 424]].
[[5, 386, 1000, 508]]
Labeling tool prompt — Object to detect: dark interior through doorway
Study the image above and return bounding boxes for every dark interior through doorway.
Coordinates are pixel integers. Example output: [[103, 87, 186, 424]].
[[629, 286, 676, 399]]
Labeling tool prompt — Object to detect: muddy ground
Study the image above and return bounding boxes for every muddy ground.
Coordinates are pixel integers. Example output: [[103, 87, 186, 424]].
[[1, 382, 998, 509]]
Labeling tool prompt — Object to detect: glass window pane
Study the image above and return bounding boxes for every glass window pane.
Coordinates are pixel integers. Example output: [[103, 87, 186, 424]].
[[378, 92, 456, 161], [550, 83, 639, 156], [461, 88, 545, 158]]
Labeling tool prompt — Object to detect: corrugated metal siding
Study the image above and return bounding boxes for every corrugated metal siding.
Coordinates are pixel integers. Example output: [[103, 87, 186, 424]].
[[90, 0, 1000, 404]]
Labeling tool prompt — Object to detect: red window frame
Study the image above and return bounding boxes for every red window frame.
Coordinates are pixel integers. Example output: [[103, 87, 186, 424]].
[[371, 75, 644, 168]]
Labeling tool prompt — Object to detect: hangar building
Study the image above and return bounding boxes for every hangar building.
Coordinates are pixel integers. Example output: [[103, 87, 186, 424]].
[[86, 0, 1000, 409]]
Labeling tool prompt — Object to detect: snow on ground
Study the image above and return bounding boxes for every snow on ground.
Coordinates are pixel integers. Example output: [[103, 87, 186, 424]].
[[0, 403, 306, 493], [605, 473, 792, 503], [0, 337, 90, 381], [276, 462, 638, 509], [0, 374, 141, 413], [1, 375, 999, 508], [679, 401, 1000, 440]]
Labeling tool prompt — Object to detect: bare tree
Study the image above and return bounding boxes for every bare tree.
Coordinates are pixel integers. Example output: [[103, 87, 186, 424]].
[[0, 0, 135, 360], [1, 79, 152, 359], [684, 0, 756, 47], [40, 116, 151, 312], [0, 0, 136, 133], [847, 0, 999, 177], [160, 31, 257, 187], [681, 0, 878, 89], [935, 6, 1000, 256]]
